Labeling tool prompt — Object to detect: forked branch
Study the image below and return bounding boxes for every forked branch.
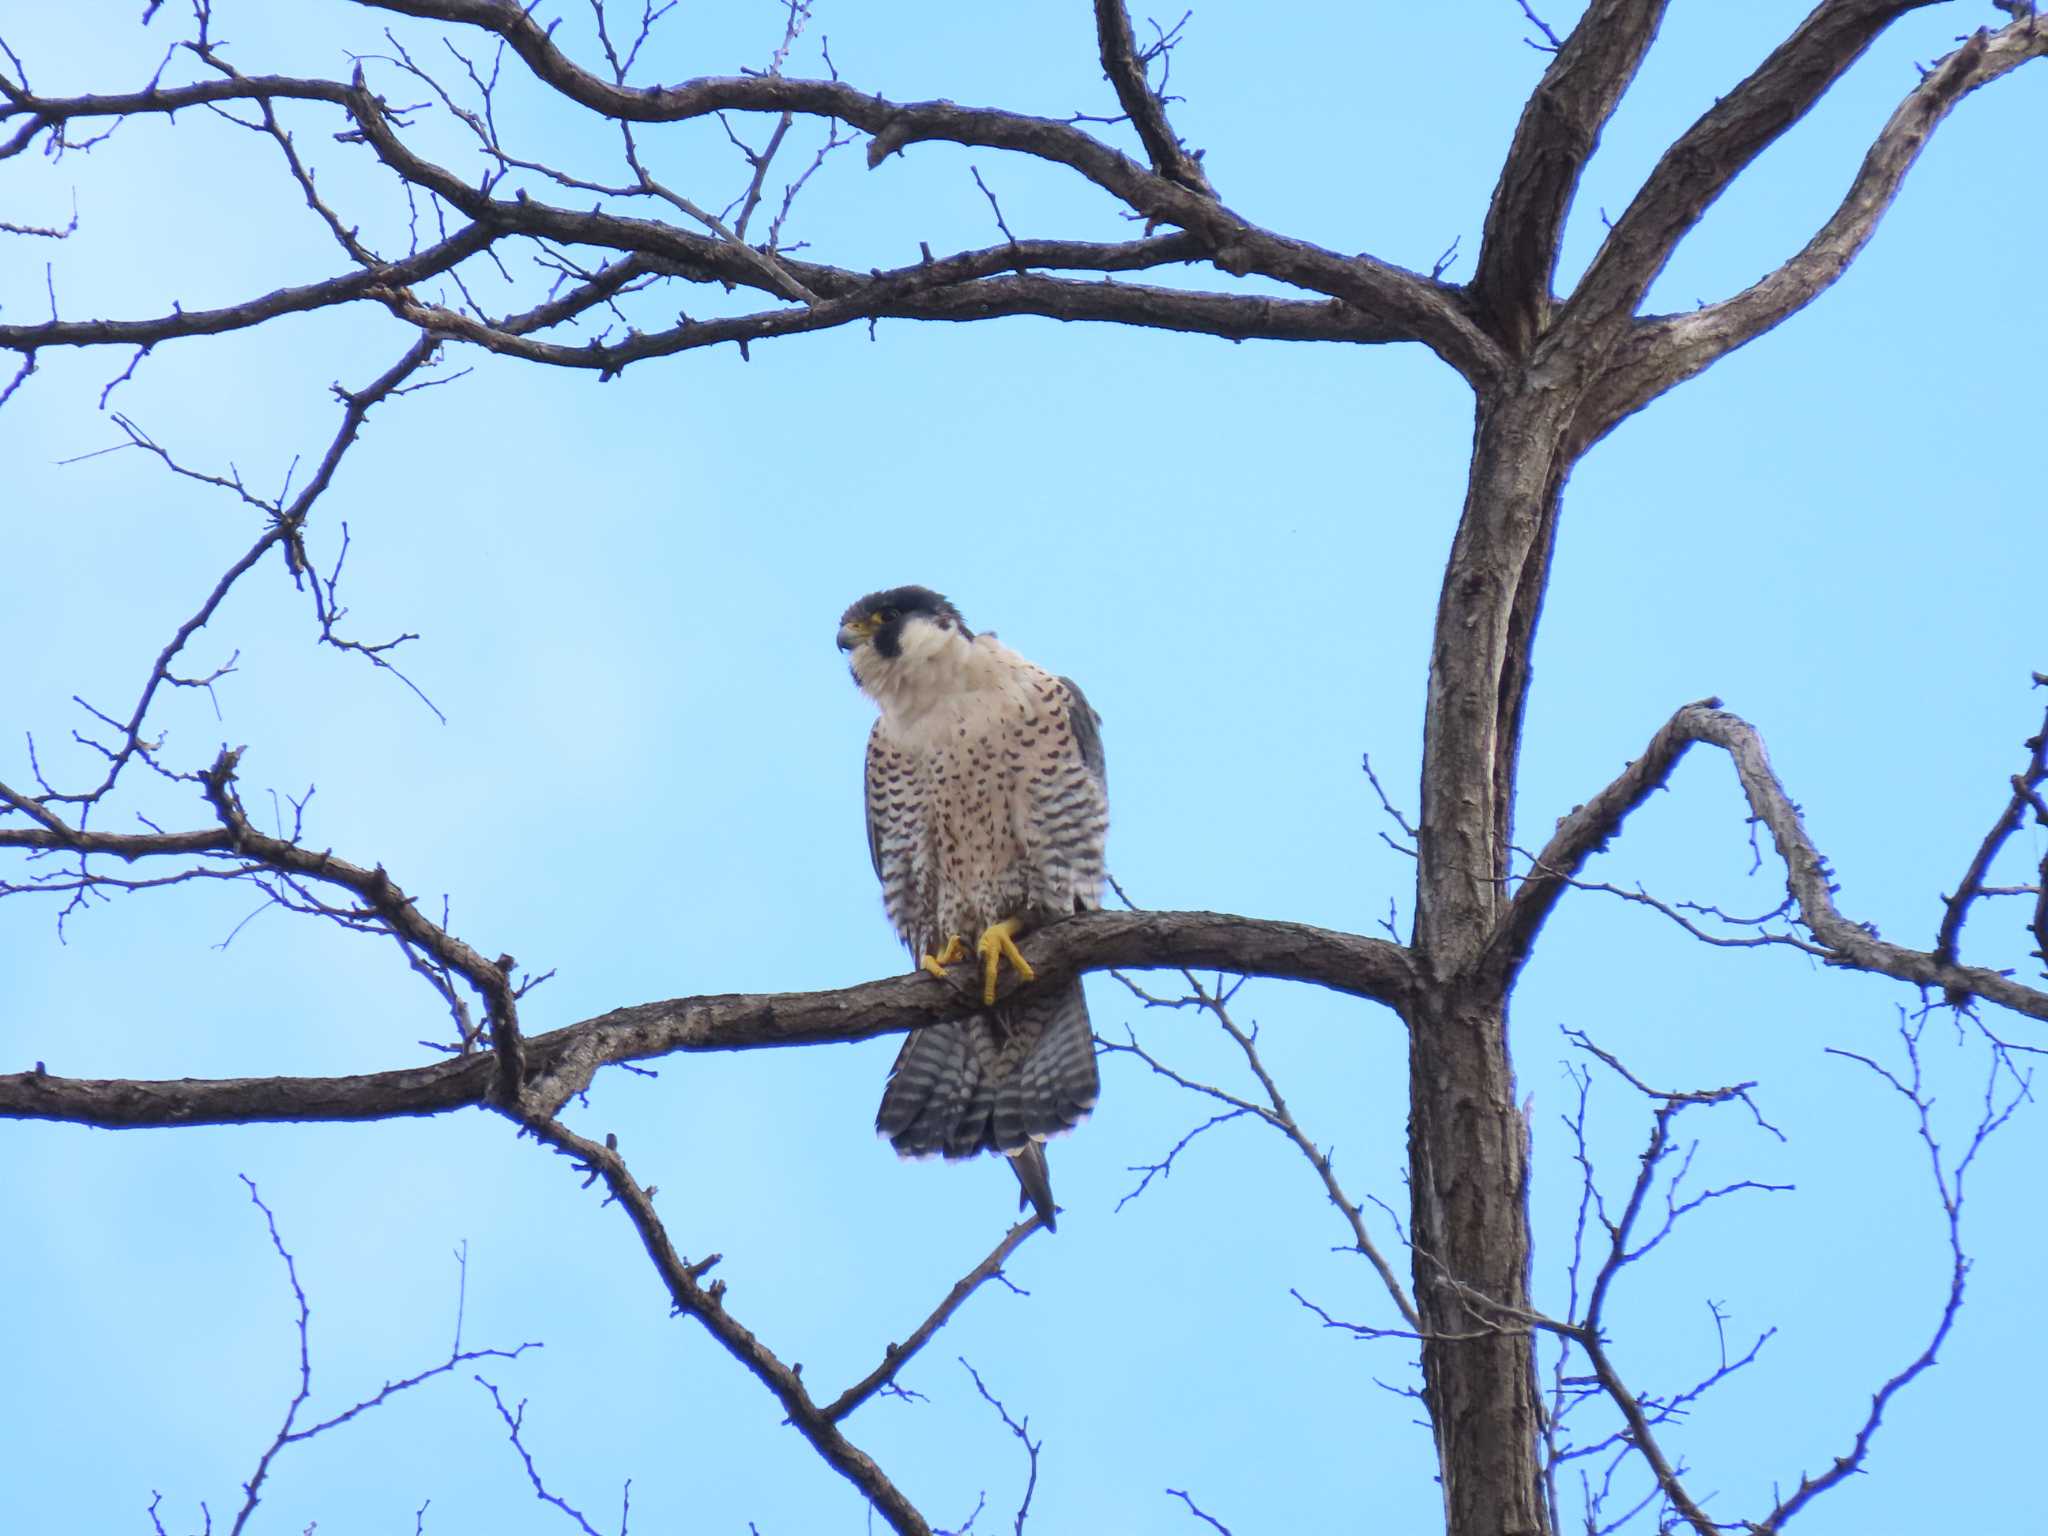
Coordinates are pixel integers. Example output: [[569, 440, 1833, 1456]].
[[0, 6, 1501, 383], [1092, 0, 1214, 194], [1937, 684, 2048, 970], [0, 779, 1414, 1130], [824, 1217, 1046, 1423], [1486, 697, 2048, 1023], [1471, 0, 1670, 349], [513, 1115, 932, 1534], [1754, 1017, 2029, 1532], [1568, 0, 1945, 338], [1584, 15, 2048, 437]]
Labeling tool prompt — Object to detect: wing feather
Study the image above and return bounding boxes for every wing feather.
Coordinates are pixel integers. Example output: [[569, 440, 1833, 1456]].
[[1057, 676, 1107, 789], [862, 721, 885, 883]]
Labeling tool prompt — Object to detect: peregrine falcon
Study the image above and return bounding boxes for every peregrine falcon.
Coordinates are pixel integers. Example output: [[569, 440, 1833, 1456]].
[[837, 586, 1107, 1229]]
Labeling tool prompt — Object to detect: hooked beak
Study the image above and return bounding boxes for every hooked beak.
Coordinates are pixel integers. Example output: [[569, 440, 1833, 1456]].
[[837, 617, 877, 653]]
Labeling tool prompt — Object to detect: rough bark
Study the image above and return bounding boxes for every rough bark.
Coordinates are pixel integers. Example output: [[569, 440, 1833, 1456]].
[[1407, 985, 1545, 1535], [0, 908, 1414, 1128], [1408, 385, 1574, 1533]]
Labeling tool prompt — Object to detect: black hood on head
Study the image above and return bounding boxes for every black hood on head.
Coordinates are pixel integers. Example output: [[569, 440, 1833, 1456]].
[[838, 586, 971, 658]]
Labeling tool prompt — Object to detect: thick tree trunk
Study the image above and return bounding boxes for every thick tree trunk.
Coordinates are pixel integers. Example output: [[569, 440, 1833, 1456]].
[[1410, 387, 1572, 1536], [1407, 986, 1545, 1536]]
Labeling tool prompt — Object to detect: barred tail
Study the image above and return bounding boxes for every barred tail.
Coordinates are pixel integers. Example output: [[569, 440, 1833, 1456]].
[[989, 978, 1098, 1151], [875, 979, 1099, 1229], [875, 1018, 995, 1159]]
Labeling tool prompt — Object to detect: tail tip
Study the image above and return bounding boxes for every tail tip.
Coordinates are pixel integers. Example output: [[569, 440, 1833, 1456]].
[[1018, 1183, 1058, 1232], [1009, 1144, 1058, 1232]]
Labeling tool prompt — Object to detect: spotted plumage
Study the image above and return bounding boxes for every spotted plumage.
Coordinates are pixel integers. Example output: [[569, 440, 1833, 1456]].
[[837, 586, 1107, 1228]]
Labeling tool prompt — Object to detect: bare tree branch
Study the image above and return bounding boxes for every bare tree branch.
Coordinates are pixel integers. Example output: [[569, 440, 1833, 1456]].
[[824, 1217, 1046, 1423], [9, 341, 441, 813], [1114, 1106, 1251, 1211], [4, 5, 2045, 1531], [1567, 0, 1944, 339], [0, 870, 1413, 1125], [1472, 0, 1670, 350], [0, 226, 491, 353], [1583, 16, 2048, 437], [1485, 697, 2048, 1022], [514, 1114, 934, 1534], [1754, 1017, 2030, 1532], [1105, 967, 1422, 1334], [1, 231, 1410, 367], [0, 11, 1498, 377], [1092, 0, 1213, 195], [1936, 693, 2048, 970], [1166, 1486, 1234, 1533], [1535, 1034, 1789, 1535], [957, 1358, 1040, 1535], [474, 1376, 616, 1536], [1, 72, 358, 159], [227, 1176, 537, 1536]]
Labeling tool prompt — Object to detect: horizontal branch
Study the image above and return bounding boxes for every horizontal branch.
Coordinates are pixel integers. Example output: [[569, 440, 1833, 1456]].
[[876, 272, 1407, 344], [1, 188, 1403, 370], [353, 0, 1205, 223], [345, 0, 1500, 376], [348, 40, 1490, 370], [0, 909, 1414, 1130], [378, 267, 1406, 373], [0, 224, 494, 353], [0, 71, 355, 158], [3, 33, 1497, 376], [1484, 699, 2048, 1022]]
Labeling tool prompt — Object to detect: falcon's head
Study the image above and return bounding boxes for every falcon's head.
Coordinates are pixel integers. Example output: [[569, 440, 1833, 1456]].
[[836, 586, 975, 702]]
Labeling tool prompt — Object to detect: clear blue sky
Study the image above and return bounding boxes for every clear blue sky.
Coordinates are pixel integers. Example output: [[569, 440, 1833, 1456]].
[[3, 4, 2042, 1532]]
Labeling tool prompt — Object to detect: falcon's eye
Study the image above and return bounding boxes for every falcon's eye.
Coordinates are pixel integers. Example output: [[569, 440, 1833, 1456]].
[[874, 607, 898, 624]]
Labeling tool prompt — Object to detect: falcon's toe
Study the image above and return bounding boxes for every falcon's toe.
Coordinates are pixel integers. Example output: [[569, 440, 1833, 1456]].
[[976, 918, 1036, 1005], [920, 933, 968, 980]]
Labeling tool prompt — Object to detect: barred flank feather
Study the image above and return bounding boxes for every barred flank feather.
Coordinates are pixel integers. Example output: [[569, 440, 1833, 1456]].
[[875, 978, 1098, 1229]]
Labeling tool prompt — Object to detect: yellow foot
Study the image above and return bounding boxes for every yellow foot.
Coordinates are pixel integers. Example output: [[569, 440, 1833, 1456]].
[[920, 933, 968, 980], [976, 918, 1036, 1005]]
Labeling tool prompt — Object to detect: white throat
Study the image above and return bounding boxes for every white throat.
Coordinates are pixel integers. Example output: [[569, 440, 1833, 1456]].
[[856, 621, 1026, 731]]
